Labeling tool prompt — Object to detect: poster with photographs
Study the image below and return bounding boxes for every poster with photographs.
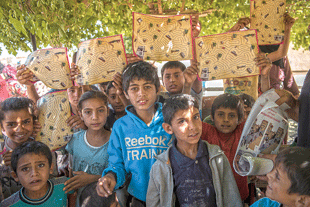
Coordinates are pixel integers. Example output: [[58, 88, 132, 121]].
[[223, 76, 258, 100], [76, 34, 127, 85], [250, 0, 286, 45], [132, 12, 193, 61], [24, 48, 72, 89], [195, 30, 260, 81], [233, 89, 289, 176], [36, 90, 73, 151]]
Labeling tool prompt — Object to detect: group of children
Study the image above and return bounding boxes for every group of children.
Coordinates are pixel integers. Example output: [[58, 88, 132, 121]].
[[0, 10, 309, 207], [0, 58, 309, 207]]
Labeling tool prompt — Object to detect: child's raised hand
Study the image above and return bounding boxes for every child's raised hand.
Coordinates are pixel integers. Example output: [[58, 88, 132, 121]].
[[229, 17, 251, 32], [69, 63, 80, 82], [284, 13, 295, 30], [112, 72, 124, 96], [254, 53, 272, 76], [63, 171, 97, 193], [183, 60, 199, 86], [96, 173, 116, 197], [126, 54, 142, 64], [3, 150, 13, 167], [16, 65, 34, 86], [66, 115, 87, 130], [31, 119, 42, 138]]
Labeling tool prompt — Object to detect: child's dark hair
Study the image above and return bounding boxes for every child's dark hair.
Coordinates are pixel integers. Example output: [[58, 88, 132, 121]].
[[0, 97, 36, 126], [161, 61, 186, 78], [78, 90, 108, 110], [11, 141, 52, 173], [238, 93, 255, 108], [122, 61, 160, 94], [162, 94, 199, 125], [106, 81, 115, 96], [80, 182, 116, 207], [211, 93, 244, 121], [275, 147, 310, 196]]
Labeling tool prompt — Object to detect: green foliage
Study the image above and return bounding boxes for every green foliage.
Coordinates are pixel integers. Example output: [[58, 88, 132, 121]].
[[0, 0, 309, 55]]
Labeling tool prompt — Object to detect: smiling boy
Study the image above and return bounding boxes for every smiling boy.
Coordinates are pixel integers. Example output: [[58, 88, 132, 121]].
[[251, 147, 310, 207], [201, 93, 249, 201], [147, 94, 241, 207], [96, 61, 172, 206], [0, 141, 72, 206]]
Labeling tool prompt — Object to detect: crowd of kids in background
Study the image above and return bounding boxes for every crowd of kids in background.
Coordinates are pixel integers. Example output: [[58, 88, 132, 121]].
[[0, 10, 309, 207]]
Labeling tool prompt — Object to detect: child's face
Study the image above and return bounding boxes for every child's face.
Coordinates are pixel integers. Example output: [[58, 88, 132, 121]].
[[108, 87, 125, 114], [67, 86, 83, 107], [266, 164, 299, 206], [79, 98, 108, 131], [1, 109, 33, 147], [12, 153, 52, 199], [212, 107, 240, 134], [124, 78, 157, 114], [162, 68, 185, 95], [163, 106, 201, 147]]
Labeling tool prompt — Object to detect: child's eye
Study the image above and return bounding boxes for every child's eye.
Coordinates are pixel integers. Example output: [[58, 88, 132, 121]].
[[7, 123, 15, 127], [194, 115, 200, 120], [111, 96, 116, 99], [230, 114, 236, 118], [175, 74, 179, 78], [98, 109, 105, 113], [145, 86, 151, 90], [23, 120, 31, 125], [21, 167, 29, 172], [178, 120, 185, 124], [131, 87, 138, 91], [165, 75, 171, 79], [38, 163, 45, 168], [84, 111, 91, 115]]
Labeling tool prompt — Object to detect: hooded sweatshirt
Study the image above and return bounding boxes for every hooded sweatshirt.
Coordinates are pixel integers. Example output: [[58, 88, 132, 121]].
[[102, 103, 172, 202], [146, 140, 242, 207]]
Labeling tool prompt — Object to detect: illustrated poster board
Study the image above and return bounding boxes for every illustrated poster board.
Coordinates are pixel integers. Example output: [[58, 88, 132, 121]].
[[36, 90, 73, 151], [195, 29, 260, 81], [24, 48, 72, 89], [76, 34, 127, 85], [223, 76, 258, 100], [250, 0, 286, 45], [132, 12, 193, 61], [233, 89, 289, 176]]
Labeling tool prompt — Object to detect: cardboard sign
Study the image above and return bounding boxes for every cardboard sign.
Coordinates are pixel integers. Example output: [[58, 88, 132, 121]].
[[195, 30, 260, 81], [250, 0, 286, 45], [24, 48, 72, 89], [37, 91, 73, 151], [76, 34, 127, 85], [132, 12, 193, 61], [223, 76, 258, 100]]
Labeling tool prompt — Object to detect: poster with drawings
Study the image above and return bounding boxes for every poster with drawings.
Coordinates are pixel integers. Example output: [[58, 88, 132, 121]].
[[132, 12, 193, 61], [24, 48, 72, 89], [36, 90, 73, 151], [195, 29, 260, 81], [250, 0, 286, 45], [233, 89, 289, 176], [76, 34, 127, 85]]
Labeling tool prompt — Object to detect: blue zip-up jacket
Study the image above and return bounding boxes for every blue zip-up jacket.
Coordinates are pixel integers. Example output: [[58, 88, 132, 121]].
[[102, 103, 172, 202]]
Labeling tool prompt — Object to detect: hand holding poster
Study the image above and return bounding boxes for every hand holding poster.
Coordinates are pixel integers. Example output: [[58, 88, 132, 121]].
[[132, 12, 193, 61], [233, 89, 290, 176], [195, 30, 260, 81], [36, 91, 73, 151], [24, 48, 72, 89], [76, 35, 127, 85], [250, 0, 286, 45]]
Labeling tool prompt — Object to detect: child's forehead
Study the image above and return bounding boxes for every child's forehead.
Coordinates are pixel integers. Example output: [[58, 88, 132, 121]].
[[129, 77, 153, 85], [17, 153, 48, 166], [3, 108, 33, 120], [172, 106, 199, 120], [215, 107, 238, 113], [164, 67, 183, 74]]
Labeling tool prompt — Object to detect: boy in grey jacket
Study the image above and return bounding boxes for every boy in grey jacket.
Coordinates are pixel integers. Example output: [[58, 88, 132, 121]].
[[146, 94, 242, 207]]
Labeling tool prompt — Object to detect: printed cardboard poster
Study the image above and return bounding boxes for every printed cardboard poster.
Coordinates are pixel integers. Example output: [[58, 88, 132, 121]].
[[250, 0, 286, 45], [223, 76, 258, 100], [233, 89, 289, 176], [24, 48, 72, 89], [195, 29, 260, 81], [76, 34, 127, 85], [132, 12, 193, 61], [37, 91, 73, 151]]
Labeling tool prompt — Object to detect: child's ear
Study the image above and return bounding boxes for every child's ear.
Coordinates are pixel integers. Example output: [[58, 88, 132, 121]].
[[11, 171, 19, 183], [162, 123, 173, 135], [124, 91, 129, 100], [49, 163, 54, 175], [296, 195, 310, 207], [210, 115, 214, 122]]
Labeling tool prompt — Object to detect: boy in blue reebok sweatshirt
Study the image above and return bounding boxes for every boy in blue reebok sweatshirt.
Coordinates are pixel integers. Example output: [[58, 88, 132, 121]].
[[96, 61, 172, 206]]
